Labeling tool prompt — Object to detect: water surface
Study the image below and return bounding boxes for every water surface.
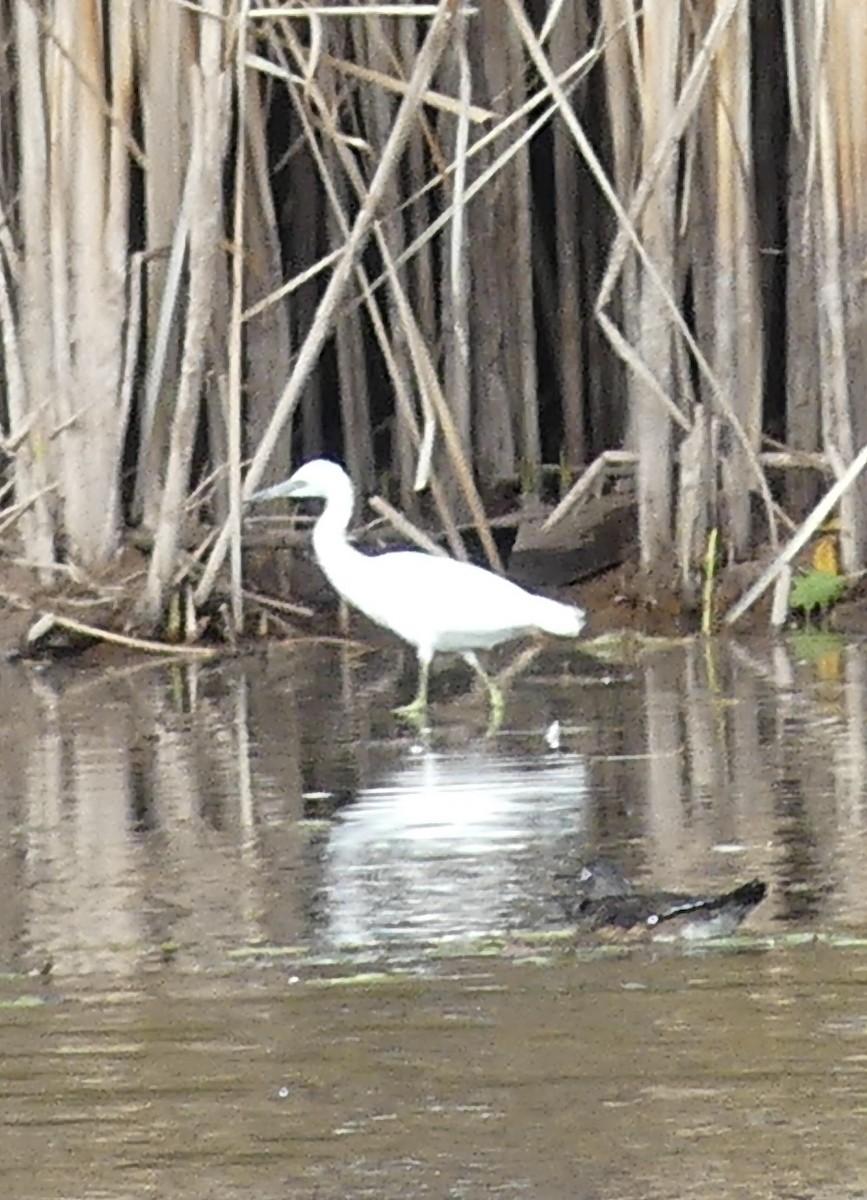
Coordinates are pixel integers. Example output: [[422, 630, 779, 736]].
[[1, 635, 866, 1198]]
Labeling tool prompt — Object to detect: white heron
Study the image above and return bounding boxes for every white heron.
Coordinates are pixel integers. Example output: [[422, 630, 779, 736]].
[[248, 459, 586, 723]]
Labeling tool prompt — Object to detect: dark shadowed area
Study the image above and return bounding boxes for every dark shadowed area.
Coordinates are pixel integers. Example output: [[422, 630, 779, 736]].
[[1, 636, 866, 1199]]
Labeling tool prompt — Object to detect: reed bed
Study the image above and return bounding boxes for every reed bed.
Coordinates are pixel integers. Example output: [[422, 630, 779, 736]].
[[0, 0, 861, 632]]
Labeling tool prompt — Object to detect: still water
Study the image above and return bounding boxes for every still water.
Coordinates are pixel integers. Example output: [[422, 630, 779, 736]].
[[1, 634, 867, 1198]]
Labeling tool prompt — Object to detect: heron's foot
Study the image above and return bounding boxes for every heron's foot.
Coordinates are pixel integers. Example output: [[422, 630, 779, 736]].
[[393, 696, 429, 729], [484, 682, 506, 737]]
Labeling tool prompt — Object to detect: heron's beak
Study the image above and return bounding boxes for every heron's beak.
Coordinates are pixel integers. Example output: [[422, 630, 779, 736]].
[[246, 479, 299, 505]]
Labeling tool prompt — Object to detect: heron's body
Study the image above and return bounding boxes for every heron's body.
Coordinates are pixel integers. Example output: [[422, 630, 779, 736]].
[[249, 459, 586, 721], [314, 544, 582, 657]]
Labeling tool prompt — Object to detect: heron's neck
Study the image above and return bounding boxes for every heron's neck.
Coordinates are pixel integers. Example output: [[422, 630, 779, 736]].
[[311, 474, 363, 581]]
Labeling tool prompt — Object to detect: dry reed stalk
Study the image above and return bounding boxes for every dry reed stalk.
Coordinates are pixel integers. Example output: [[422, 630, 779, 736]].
[[600, 0, 645, 476], [294, 142, 326, 462], [629, 0, 680, 563], [119, 250, 147, 472], [204, 256, 233, 527], [368, 494, 448, 557], [782, 0, 801, 135], [357, 15, 431, 501], [11, 3, 56, 573], [541, 449, 637, 532], [711, 0, 762, 554], [133, 1, 192, 528], [320, 48, 495, 122], [442, 10, 472, 469], [242, 79, 293, 491], [813, 7, 859, 571], [195, 0, 462, 606], [249, 4, 458, 15], [136, 170, 193, 524], [467, 3, 517, 486], [784, 4, 821, 519], [398, 16, 439, 502], [249, 43, 495, 122], [596, 314, 687, 434], [551, 0, 589, 468], [0, 482, 57, 540], [143, 1, 230, 622], [30, 611, 222, 658], [0, 255, 52, 570], [503, 12, 540, 496], [244, 588, 316, 620], [40, 2, 131, 567], [329, 22, 375, 489], [825, 3, 867, 570], [676, 406, 711, 587], [227, 1, 252, 633]]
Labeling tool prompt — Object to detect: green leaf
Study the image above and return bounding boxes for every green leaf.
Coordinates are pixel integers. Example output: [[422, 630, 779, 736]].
[[789, 569, 847, 614]]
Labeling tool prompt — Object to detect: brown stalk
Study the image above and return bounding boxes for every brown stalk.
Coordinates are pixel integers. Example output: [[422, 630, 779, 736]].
[[711, 0, 763, 554], [227, 1, 252, 633], [134, 0, 193, 527], [144, 2, 230, 622]]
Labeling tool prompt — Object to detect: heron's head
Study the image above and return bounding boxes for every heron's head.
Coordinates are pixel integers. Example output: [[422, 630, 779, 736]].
[[247, 459, 349, 504]]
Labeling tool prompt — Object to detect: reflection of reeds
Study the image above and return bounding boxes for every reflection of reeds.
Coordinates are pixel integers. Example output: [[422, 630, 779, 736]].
[[9, 640, 867, 968], [2, 3, 866, 630], [8, 661, 310, 975]]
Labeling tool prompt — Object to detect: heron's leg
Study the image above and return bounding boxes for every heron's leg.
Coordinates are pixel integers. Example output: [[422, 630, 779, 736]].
[[462, 652, 505, 728], [394, 652, 431, 724]]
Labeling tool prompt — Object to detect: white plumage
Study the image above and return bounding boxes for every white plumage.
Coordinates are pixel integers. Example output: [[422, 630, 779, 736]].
[[249, 459, 586, 721]]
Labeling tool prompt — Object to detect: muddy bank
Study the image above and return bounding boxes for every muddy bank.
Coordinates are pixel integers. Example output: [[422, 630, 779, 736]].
[[1, 540, 864, 664]]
